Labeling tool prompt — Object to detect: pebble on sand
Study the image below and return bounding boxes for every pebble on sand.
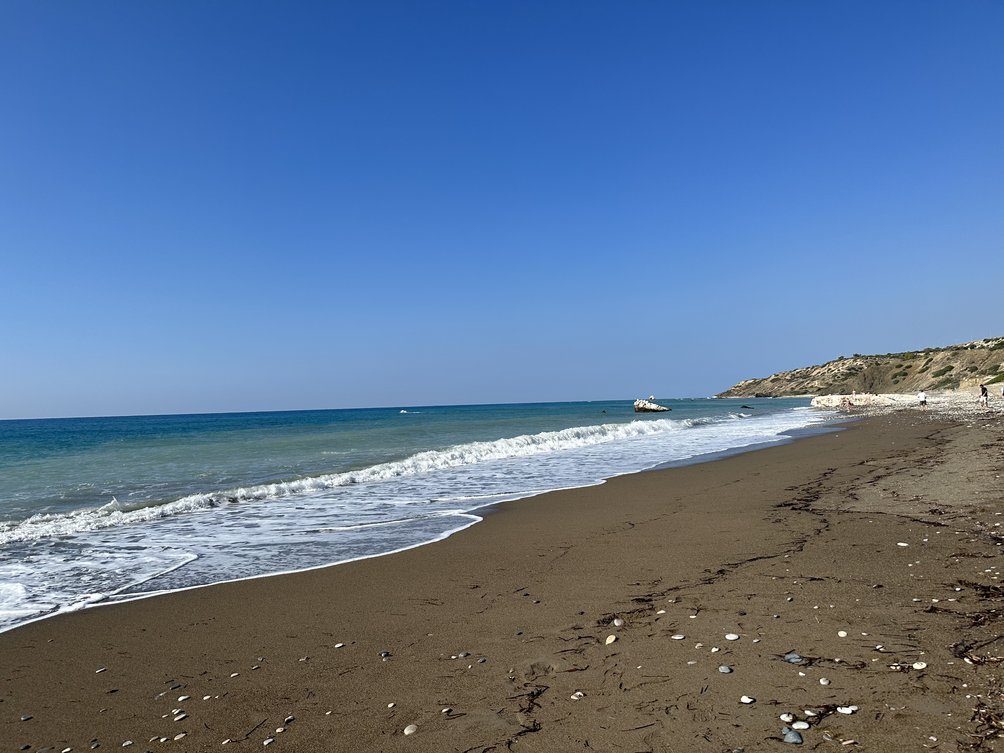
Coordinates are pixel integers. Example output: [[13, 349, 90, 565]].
[[605, 635, 617, 645], [671, 634, 685, 640], [403, 724, 418, 736], [740, 695, 755, 704], [725, 633, 739, 641], [913, 661, 928, 670], [837, 630, 848, 638], [782, 728, 803, 744], [819, 678, 831, 686]]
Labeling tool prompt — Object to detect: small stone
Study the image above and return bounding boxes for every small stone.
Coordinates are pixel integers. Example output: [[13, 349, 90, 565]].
[[173, 734, 185, 741], [263, 739, 274, 747], [837, 630, 848, 638], [379, 651, 391, 658], [782, 728, 803, 744], [403, 724, 418, 736], [897, 542, 909, 547], [740, 695, 755, 704], [779, 713, 795, 723], [656, 609, 666, 615], [229, 672, 239, 678], [95, 668, 107, 674], [284, 716, 294, 724], [203, 696, 211, 701], [605, 635, 617, 645], [335, 643, 345, 648], [177, 695, 190, 702], [792, 721, 810, 730], [613, 618, 625, 627], [121, 743, 133, 748], [275, 728, 284, 734], [819, 678, 831, 686], [222, 740, 231, 745], [174, 714, 187, 722], [912, 661, 928, 670], [783, 652, 803, 664], [441, 707, 452, 714], [671, 634, 685, 640], [570, 691, 585, 700], [725, 633, 739, 641], [20, 715, 32, 721], [718, 665, 732, 673], [836, 705, 857, 714], [388, 702, 395, 708]]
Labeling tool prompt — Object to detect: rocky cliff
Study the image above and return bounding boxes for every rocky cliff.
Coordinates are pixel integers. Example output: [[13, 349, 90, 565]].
[[717, 337, 1004, 397]]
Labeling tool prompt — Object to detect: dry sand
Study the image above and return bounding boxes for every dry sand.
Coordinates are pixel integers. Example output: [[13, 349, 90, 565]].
[[3, 409, 1004, 752]]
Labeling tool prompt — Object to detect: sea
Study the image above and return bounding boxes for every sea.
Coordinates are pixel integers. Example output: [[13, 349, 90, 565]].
[[0, 398, 833, 633]]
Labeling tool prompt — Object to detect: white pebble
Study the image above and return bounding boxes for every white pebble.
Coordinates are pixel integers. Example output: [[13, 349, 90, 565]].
[[95, 667, 107, 673], [174, 713, 188, 721], [913, 661, 928, 670], [780, 713, 795, 722], [174, 734, 186, 741], [403, 724, 418, 736], [837, 705, 858, 714], [571, 691, 585, 700], [230, 672, 239, 678], [203, 695, 211, 701], [897, 542, 908, 547], [178, 695, 190, 701], [605, 635, 617, 645], [740, 695, 755, 704], [388, 702, 395, 708], [671, 634, 685, 640], [792, 721, 810, 730], [725, 633, 739, 641], [122, 743, 133, 748], [222, 740, 231, 745], [837, 630, 848, 638], [335, 642, 345, 648], [656, 609, 666, 615], [263, 738, 274, 747], [613, 617, 625, 627], [819, 678, 831, 686]]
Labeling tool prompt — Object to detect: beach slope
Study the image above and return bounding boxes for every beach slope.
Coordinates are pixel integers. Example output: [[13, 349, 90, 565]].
[[3, 412, 1003, 752]]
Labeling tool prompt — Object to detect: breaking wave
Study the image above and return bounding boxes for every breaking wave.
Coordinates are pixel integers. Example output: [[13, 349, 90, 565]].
[[0, 417, 703, 545]]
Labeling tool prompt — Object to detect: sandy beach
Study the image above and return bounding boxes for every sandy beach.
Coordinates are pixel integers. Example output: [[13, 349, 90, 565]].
[[3, 408, 1004, 752]]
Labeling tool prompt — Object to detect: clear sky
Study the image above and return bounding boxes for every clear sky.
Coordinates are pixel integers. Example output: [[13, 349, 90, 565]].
[[2, 1, 1001, 419]]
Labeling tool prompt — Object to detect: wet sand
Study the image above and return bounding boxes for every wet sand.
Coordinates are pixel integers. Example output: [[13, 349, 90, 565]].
[[3, 411, 1004, 752]]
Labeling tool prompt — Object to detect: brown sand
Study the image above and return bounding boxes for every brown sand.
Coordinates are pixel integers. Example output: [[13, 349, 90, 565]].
[[3, 412, 1004, 752]]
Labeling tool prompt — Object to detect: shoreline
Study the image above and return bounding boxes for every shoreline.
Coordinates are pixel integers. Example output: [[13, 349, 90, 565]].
[[4, 410, 1004, 751], [2, 410, 835, 636]]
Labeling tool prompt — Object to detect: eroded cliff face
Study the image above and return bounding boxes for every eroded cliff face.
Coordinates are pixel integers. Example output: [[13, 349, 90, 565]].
[[717, 337, 1004, 397]]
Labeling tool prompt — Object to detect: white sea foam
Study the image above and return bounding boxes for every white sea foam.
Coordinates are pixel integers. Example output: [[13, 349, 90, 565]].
[[0, 417, 693, 545]]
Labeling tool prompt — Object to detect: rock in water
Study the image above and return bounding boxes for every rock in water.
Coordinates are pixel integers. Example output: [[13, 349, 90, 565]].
[[633, 398, 670, 412]]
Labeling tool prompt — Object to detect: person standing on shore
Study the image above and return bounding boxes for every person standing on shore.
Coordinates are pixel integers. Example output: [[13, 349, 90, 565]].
[[917, 389, 927, 407], [979, 384, 989, 407]]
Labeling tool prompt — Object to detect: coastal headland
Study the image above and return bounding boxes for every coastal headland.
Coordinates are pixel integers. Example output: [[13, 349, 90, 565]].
[[3, 409, 1004, 752]]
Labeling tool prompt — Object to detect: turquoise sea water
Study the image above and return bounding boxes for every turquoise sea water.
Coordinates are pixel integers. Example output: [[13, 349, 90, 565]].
[[0, 398, 828, 631]]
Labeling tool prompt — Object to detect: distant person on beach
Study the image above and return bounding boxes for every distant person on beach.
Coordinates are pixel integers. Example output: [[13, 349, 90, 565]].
[[917, 390, 927, 407], [979, 384, 989, 407]]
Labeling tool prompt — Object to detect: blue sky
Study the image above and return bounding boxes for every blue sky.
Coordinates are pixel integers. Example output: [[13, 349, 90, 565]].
[[2, 1, 1001, 418]]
